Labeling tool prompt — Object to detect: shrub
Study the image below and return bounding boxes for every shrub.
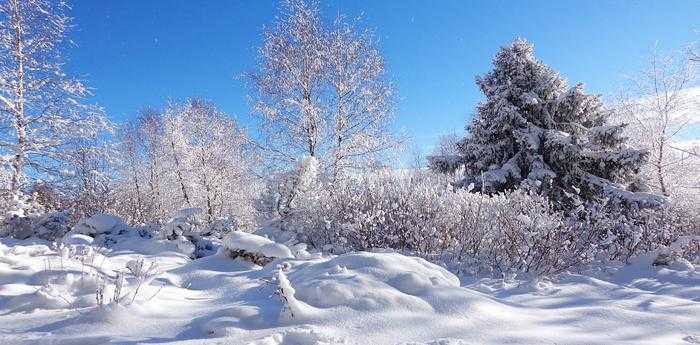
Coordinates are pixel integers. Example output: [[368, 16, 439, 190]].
[[280, 169, 695, 277]]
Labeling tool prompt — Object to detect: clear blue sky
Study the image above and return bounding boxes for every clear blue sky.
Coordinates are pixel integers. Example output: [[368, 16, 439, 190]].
[[64, 0, 699, 161]]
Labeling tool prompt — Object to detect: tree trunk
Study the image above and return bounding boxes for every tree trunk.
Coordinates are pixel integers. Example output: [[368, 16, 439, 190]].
[[656, 141, 668, 196], [9, 0, 26, 197], [170, 139, 191, 206]]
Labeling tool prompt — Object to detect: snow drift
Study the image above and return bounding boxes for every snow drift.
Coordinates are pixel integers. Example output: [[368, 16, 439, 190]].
[[1, 235, 698, 344]]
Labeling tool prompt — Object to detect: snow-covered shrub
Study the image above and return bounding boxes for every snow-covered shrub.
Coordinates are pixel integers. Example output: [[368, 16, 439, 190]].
[[221, 231, 293, 266], [29, 212, 72, 241], [71, 213, 129, 237], [0, 191, 71, 241], [584, 203, 699, 263], [162, 208, 206, 239], [162, 208, 224, 258], [283, 170, 593, 276], [281, 168, 694, 276], [0, 215, 34, 240]]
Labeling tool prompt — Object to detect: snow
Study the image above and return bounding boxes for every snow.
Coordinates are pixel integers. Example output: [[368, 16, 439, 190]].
[[223, 231, 294, 259], [0, 237, 699, 344], [70, 213, 128, 236]]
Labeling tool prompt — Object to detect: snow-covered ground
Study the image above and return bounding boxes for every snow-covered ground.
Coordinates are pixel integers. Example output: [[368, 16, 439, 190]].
[[0, 235, 698, 345]]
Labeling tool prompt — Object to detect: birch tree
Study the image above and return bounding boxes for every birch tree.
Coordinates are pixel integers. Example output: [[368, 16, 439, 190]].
[[162, 102, 193, 210], [112, 99, 261, 229], [616, 50, 700, 211], [326, 16, 396, 180], [250, 0, 326, 163], [178, 99, 260, 226], [248, 0, 398, 178], [0, 0, 109, 199], [114, 121, 147, 223]]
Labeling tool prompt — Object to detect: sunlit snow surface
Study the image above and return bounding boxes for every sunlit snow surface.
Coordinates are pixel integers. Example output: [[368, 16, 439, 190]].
[[0, 237, 698, 345]]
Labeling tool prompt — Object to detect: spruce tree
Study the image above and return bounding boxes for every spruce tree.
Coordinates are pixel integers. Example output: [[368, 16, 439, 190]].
[[459, 39, 659, 210]]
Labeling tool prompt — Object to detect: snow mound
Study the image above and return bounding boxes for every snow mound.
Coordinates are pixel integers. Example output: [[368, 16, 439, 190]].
[[62, 233, 94, 246], [248, 326, 347, 345], [284, 252, 460, 311], [1, 237, 698, 344], [224, 231, 294, 259], [70, 213, 128, 236]]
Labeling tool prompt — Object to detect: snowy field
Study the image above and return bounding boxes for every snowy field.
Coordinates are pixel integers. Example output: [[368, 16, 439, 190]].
[[1, 234, 698, 345]]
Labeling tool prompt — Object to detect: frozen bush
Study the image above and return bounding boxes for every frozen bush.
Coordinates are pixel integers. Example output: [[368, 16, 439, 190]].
[[72, 214, 130, 237], [30, 212, 72, 241], [163, 208, 229, 258], [0, 191, 72, 241], [0, 191, 44, 239], [280, 169, 694, 277], [281, 170, 592, 276], [1, 211, 71, 242], [583, 202, 699, 263]]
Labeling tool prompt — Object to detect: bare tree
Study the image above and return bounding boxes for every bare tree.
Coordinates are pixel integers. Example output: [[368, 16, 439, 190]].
[[249, 0, 327, 164], [427, 133, 462, 174], [616, 49, 699, 200], [248, 0, 399, 178], [0, 0, 109, 198], [690, 39, 699, 63], [112, 99, 261, 228], [326, 16, 397, 180]]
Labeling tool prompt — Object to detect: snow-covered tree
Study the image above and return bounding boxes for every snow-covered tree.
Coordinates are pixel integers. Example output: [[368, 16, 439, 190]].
[[113, 121, 148, 224], [112, 99, 261, 230], [615, 50, 699, 214], [59, 137, 116, 221], [458, 39, 656, 210], [326, 15, 397, 180], [248, 0, 398, 178], [0, 0, 110, 199], [177, 99, 260, 226], [161, 102, 194, 211], [427, 133, 463, 174], [249, 0, 326, 164]]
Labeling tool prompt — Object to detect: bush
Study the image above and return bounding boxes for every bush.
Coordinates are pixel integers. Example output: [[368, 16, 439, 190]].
[[279, 170, 696, 277], [279, 171, 585, 276], [0, 191, 71, 241], [583, 202, 699, 263]]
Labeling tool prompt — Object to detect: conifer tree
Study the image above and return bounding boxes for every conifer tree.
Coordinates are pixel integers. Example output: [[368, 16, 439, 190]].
[[459, 39, 658, 210]]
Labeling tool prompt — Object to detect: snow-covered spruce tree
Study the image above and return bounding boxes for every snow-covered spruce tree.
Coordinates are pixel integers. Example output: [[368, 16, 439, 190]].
[[458, 39, 657, 211], [0, 0, 110, 201]]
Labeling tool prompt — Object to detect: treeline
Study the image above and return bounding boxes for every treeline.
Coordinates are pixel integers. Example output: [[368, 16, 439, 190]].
[[0, 0, 698, 274]]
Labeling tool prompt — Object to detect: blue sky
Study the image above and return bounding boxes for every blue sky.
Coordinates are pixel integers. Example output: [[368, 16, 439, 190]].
[[65, 0, 699, 161]]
